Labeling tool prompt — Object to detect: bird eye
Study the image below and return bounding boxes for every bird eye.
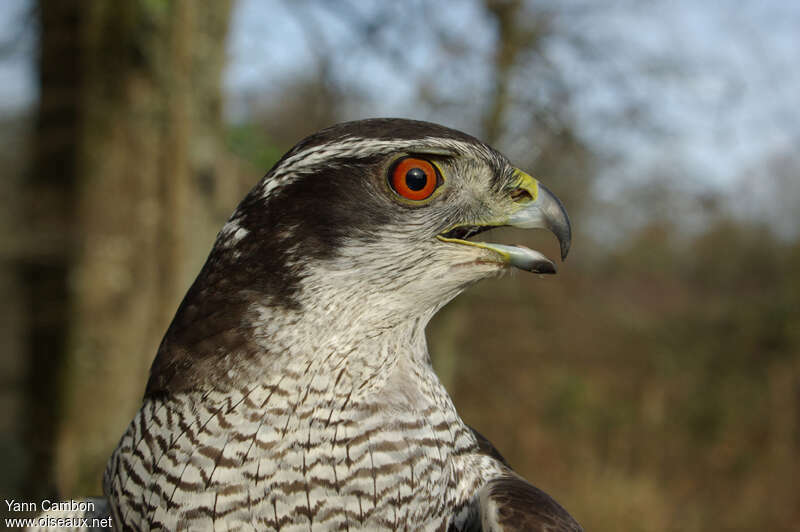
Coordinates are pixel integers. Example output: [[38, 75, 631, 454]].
[[389, 157, 440, 201]]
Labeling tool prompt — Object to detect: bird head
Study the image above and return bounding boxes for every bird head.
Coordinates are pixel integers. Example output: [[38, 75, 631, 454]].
[[147, 119, 571, 394]]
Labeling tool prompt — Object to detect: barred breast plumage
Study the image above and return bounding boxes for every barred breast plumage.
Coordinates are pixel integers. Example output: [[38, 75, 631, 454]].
[[107, 326, 502, 530], [102, 118, 581, 531]]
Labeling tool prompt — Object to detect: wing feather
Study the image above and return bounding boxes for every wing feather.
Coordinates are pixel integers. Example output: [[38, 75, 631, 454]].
[[479, 474, 583, 532]]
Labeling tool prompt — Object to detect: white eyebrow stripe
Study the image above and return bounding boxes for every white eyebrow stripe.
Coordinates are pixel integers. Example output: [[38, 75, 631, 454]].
[[258, 136, 496, 199]]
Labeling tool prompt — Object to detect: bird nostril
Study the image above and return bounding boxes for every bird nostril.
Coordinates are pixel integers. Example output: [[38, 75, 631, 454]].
[[510, 187, 533, 203]]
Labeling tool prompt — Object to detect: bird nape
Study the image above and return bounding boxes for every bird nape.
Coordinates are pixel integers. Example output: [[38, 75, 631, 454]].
[[46, 118, 582, 531]]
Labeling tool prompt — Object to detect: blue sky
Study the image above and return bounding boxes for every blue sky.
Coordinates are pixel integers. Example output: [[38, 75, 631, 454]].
[[225, 0, 800, 193], [2, 0, 799, 196]]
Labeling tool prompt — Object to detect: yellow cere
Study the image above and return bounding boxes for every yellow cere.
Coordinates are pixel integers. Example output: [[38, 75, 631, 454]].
[[512, 169, 539, 203]]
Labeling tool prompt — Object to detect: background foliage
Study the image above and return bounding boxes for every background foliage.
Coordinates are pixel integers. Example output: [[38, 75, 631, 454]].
[[1, 1, 798, 530]]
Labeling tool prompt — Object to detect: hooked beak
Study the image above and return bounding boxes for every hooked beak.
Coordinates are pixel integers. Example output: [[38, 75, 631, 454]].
[[437, 170, 572, 274]]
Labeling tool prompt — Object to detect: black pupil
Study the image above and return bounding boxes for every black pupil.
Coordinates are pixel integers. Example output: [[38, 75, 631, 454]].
[[405, 167, 428, 191]]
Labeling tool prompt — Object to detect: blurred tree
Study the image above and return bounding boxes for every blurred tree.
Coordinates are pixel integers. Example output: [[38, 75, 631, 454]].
[[7, 0, 796, 529], [0, 110, 33, 501], [426, 0, 594, 392], [482, 0, 546, 146], [23, 0, 234, 498]]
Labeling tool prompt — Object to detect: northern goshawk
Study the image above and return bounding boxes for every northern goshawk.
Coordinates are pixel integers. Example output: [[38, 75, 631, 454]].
[[60, 119, 582, 530]]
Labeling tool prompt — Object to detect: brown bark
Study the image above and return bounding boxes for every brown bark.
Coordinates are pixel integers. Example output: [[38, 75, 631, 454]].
[[23, 0, 82, 501], [25, 0, 233, 498]]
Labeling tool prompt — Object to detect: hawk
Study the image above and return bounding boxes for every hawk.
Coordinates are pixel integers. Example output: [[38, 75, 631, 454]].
[[100, 119, 579, 530]]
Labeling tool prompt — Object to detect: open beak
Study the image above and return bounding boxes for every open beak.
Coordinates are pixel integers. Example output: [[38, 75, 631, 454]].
[[437, 170, 572, 274]]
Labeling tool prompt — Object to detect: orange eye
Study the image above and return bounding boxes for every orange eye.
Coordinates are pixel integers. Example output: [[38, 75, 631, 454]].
[[389, 157, 439, 201]]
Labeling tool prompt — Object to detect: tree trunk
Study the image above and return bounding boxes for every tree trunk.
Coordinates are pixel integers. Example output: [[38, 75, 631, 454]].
[[25, 0, 233, 498]]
